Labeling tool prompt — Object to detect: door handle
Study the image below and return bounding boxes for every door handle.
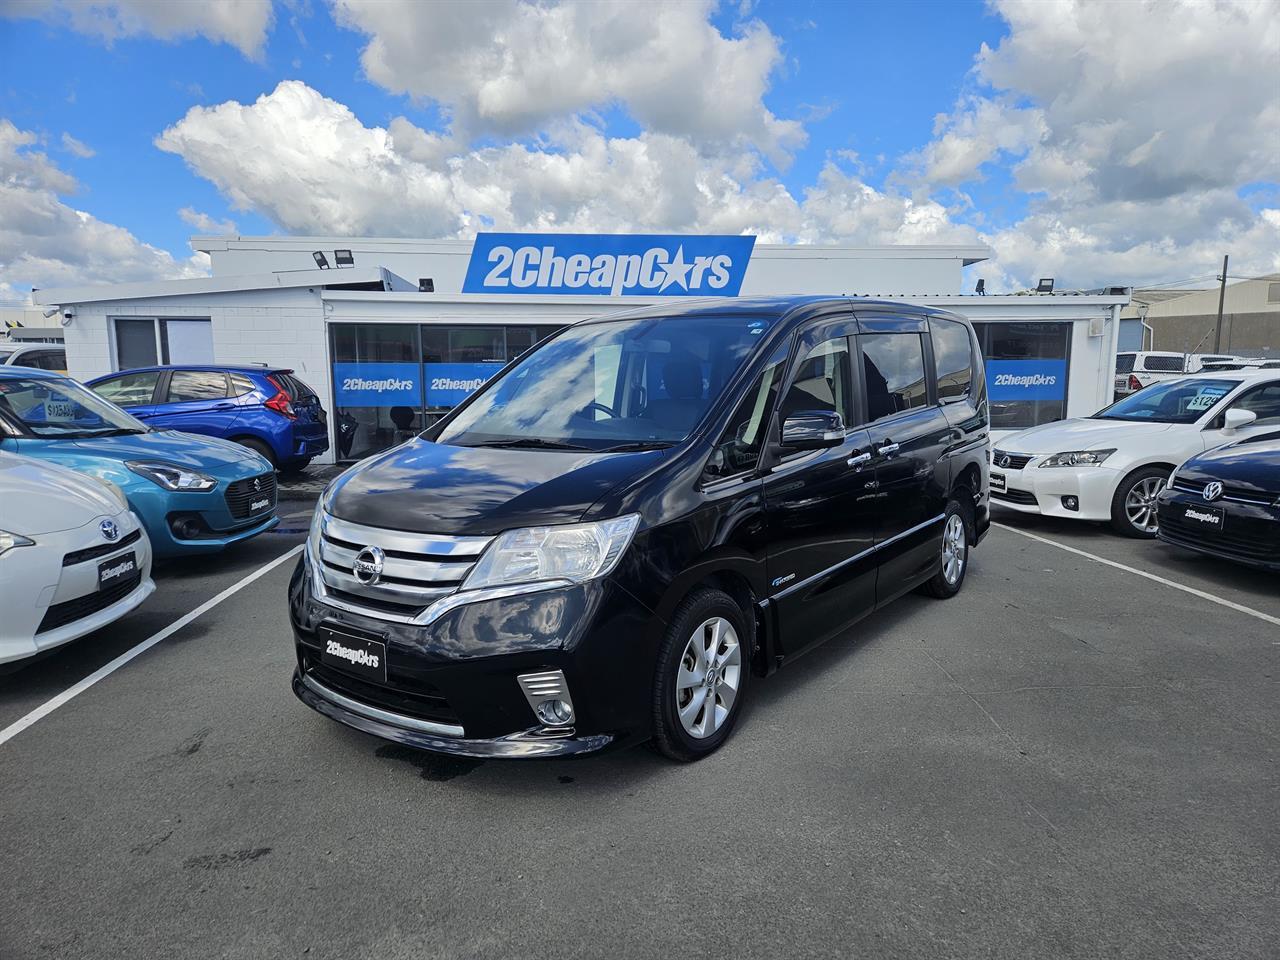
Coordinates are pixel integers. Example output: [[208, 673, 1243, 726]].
[[847, 452, 871, 467], [877, 442, 900, 456], [215, 402, 235, 410]]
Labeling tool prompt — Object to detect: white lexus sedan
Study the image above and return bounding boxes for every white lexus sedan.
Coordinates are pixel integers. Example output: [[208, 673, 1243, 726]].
[[0, 451, 155, 665], [991, 370, 1280, 537]]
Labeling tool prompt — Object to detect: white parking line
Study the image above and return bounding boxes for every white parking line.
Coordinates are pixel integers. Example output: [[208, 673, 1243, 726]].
[[994, 523, 1280, 628], [0, 544, 303, 749]]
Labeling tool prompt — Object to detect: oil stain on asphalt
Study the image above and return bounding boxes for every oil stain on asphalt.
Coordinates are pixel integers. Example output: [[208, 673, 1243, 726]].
[[183, 848, 272, 870], [375, 743, 484, 781]]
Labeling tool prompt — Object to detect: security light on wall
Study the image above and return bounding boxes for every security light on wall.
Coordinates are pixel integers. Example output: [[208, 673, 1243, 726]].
[[1036, 277, 1055, 293], [313, 251, 330, 269], [334, 249, 354, 268]]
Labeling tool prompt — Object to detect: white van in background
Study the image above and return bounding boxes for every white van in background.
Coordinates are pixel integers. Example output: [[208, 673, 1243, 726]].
[[1114, 351, 1243, 397]]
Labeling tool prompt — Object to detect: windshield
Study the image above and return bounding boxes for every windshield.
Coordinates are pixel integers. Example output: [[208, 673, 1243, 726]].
[[0, 375, 150, 438], [1092, 378, 1239, 424], [435, 313, 776, 451]]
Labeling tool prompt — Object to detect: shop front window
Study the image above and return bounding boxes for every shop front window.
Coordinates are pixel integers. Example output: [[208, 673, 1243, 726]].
[[973, 321, 1071, 429], [331, 324, 422, 461], [331, 323, 565, 461]]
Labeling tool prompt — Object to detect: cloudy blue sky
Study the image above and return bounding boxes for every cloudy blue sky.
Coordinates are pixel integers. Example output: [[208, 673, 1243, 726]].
[[1, 0, 1277, 300]]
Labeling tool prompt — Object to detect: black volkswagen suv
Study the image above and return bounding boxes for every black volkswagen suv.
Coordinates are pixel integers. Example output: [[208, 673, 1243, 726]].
[[290, 297, 990, 761]]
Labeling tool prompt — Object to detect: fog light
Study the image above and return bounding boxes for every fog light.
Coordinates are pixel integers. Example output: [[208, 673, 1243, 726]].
[[517, 670, 576, 728], [1061, 495, 1080, 511], [535, 699, 573, 726]]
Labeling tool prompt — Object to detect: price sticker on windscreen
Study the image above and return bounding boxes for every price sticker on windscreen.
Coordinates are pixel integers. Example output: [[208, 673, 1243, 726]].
[[1186, 386, 1230, 411]]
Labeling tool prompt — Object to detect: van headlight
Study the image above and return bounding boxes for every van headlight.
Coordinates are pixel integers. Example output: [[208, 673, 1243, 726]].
[[462, 515, 641, 591], [1038, 449, 1116, 468]]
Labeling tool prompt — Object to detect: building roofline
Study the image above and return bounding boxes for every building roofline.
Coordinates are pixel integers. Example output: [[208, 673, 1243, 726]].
[[320, 290, 1130, 307], [191, 234, 993, 265], [33, 266, 407, 306]]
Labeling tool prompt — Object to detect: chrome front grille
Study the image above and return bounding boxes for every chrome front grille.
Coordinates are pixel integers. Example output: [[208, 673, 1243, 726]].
[[316, 514, 492, 614], [1171, 478, 1276, 505]]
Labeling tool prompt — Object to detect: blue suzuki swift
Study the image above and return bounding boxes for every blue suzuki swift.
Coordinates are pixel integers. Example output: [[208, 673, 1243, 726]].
[[0, 367, 279, 557]]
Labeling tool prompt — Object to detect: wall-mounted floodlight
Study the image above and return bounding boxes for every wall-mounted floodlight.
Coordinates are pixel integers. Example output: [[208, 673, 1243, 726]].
[[419, 278, 434, 292], [313, 251, 330, 269], [975, 279, 985, 296], [334, 249, 354, 268], [1036, 277, 1054, 293]]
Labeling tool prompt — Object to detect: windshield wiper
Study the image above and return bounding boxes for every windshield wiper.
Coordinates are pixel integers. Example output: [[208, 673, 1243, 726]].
[[465, 437, 593, 451], [600, 440, 674, 452]]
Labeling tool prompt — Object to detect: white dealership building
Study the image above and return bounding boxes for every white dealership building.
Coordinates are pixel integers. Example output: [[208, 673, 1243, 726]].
[[34, 234, 1129, 463]]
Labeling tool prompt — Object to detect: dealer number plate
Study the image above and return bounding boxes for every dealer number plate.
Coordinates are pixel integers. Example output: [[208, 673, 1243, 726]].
[[990, 472, 1006, 492], [318, 623, 387, 683], [98, 552, 137, 590], [1182, 504, 1224, 531]]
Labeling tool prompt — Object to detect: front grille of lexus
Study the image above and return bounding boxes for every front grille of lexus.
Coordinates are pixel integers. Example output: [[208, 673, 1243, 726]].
[[992, 450, 1034, 471], [991, 488, 1038, 506]]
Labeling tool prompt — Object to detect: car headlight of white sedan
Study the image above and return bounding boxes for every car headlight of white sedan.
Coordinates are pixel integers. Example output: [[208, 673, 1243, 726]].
[[1038, 449, 1116, 468]]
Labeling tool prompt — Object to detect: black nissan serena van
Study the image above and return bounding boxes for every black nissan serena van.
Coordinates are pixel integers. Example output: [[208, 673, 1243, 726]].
[[290, 297, 990, 761]]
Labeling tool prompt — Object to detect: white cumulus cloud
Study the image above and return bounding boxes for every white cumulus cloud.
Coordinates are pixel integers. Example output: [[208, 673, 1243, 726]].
[[0, 119, 208, 290], [178, 206, 238, 235], [154, 81, 976, 252], [919, 0, 1280, 286], [0, 0, 274, 59], [331, 0, 804, 164]]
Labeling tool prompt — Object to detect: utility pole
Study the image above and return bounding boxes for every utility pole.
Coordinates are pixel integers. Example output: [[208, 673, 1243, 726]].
[[1213, 254, 1228, 353]]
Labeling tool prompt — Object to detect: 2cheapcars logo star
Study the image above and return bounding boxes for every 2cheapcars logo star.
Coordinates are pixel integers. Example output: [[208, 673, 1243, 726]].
[[462, 233, 756, 297]]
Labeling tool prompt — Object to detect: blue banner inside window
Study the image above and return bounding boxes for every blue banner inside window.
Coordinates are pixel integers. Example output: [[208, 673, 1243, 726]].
[[333, 362, 420, 407], [986, 359, 1067, 402], [425, 362, 504, 407]]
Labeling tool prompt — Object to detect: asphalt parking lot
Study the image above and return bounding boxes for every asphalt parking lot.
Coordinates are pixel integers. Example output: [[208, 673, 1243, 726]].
[[1, 500, 1276, 960]]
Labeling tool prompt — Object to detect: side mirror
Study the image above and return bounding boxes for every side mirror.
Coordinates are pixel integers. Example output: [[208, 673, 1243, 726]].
[[780, 410, 845, 450], [1222, 408, 1258, 433]]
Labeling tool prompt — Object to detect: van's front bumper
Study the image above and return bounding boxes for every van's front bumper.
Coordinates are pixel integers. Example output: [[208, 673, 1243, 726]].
[[287, 554, 659, 758]]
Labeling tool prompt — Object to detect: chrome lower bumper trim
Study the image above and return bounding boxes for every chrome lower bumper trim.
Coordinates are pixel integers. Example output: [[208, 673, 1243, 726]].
[[300, 670, 466, 738]]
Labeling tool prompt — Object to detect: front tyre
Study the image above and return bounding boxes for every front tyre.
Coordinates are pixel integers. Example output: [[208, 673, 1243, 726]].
[[651, 588, 750, 762], [920, 498, 971, 599], [1110, 466, 1169, 538]]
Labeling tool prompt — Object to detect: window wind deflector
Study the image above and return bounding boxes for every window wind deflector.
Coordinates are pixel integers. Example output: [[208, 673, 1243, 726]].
[[461, 437, 593, 451]]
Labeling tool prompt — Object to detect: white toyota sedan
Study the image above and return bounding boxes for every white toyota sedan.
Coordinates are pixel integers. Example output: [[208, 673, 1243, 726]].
[[991, 370, 1280, 537], [0, 451, 155, 665]]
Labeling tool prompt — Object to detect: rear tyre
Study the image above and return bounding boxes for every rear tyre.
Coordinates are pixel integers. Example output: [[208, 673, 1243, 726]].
[[920, 497, 971, 599], [235, 437, 277, 470], [650, 587, 751, 762], [1109, 466, 1169, 538]]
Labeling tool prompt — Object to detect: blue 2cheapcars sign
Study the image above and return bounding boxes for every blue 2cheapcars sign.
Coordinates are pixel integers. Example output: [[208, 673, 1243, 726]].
[[333, 362, 420, 407], [986, 359, 1068, 402], [462, 233, 756, 297], [425, 362, 504, 407]]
